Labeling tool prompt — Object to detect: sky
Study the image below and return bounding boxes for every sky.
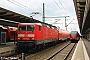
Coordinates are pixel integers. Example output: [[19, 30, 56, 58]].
[[0, 0, 80, 32]]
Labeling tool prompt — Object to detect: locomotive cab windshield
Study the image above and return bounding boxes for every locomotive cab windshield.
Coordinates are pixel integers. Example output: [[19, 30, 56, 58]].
[[19, 25, 34, 31]]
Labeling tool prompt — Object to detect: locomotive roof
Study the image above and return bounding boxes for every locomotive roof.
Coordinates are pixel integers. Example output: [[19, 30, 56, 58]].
[[19, 23, 57, 29], [19, 23, 42, 26]]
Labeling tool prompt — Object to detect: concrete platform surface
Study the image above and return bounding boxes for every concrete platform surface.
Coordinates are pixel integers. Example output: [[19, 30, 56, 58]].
[[0, 42, 16, 57], [71, 38, 89, 60]]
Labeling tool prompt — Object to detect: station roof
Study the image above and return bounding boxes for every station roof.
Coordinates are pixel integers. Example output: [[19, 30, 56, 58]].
[[73, 0, 90, 34]]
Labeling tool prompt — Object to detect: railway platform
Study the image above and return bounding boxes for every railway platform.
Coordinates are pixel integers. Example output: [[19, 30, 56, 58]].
[[71, 38, 90, 60], [0, 42, 16, 57]]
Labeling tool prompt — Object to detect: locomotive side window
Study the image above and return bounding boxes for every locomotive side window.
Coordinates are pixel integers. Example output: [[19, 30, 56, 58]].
[[27, 25, 34, 31], [71, 31, 77, 36], [19, 26, 26, 31]]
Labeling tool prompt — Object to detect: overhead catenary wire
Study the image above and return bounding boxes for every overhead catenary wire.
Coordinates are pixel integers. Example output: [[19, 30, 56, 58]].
[[63, 0, 76, 19], [29, 0, 42, 9], [12, 0, 34, 11], [28, 0, 43, 16], [58, 0, 69, 15], [53, 0, 67, 15], [64, 0, 70, 10], [7, 0, 34, 12]]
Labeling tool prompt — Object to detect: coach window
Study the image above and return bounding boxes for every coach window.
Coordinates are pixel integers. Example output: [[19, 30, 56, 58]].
[[39, 26, 41, 31], [11, 32, 14, 36]]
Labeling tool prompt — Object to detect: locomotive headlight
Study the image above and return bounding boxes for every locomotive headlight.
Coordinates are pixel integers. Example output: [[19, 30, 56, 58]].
[[18, 38, 20, 40], [28, 34, 34, 37], [18, 34, 24, 37], [31, 38, 34, 40]]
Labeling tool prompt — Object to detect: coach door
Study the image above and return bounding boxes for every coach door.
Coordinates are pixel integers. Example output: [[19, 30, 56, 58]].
[[0, 32, 6, 45]]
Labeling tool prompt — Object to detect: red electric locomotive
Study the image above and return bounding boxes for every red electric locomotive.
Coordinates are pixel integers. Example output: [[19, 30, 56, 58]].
[[16, 23, 59, 49], [70, 31, 80, 43]]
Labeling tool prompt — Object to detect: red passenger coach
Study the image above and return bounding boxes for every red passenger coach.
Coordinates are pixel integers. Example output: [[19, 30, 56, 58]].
[[58, 29, 70, 41], [0, 26, 17, 42], [70, 31, 80, 43], [16, 23, 59, 49], [7, 27, 17, 41], [61, 30, 70, 41]]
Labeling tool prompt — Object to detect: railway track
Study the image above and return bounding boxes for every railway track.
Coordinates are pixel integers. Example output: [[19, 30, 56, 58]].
[[25, 41, 73, 60], [47, 43, 76, 60]]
